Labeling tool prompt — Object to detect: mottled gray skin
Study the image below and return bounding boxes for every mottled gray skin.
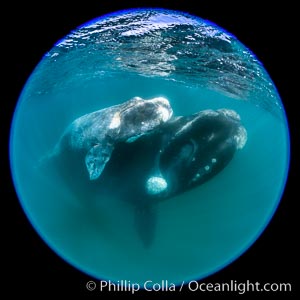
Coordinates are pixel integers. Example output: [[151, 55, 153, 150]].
[[52, 96, 173, 180]]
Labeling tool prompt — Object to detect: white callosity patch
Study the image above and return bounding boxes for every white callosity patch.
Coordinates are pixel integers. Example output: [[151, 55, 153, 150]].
[[109, 112, 121, 129], [158, 105, 172, 122], [218, 108, 241, 121], [202, 110, 219, 117], [152, 97, 173, 122], [152, 96, 170, 106], [192, 171, 202, 183], [216, 109, 247, 149], [192, 158, 216, 183], [192, 173, 200, 182], [132, 96, 143, 101], [234, 126, 247, 149], [146, 176, 168, 195]]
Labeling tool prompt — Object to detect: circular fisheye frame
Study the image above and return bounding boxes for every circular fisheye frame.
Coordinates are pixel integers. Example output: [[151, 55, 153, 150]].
[[10, 8, 289, 286]]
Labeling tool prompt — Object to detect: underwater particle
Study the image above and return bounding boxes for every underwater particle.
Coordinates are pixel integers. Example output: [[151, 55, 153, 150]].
[[211, 158, 217, 163], [146, 176, 168, 195], [204, 165, 210, 171]]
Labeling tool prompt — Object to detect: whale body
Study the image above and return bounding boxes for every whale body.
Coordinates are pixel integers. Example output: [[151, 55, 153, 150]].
[[40, 98, 247, 247], [97, 108, 247, 246], [46, 96, 173, 181]]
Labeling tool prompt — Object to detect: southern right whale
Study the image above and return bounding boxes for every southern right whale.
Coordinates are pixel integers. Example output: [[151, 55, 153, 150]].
[[96, 108, 247, 246], [40, 98, 247, 247], [145, 108, 247, 198]]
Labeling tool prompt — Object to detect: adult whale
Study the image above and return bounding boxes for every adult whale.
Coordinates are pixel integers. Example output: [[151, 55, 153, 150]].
[[97, 108, 247, 246], [145, 109, 247, 198]]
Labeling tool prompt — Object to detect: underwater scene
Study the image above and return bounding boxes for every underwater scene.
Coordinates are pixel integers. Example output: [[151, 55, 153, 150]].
[[10, 9, 289, 285]]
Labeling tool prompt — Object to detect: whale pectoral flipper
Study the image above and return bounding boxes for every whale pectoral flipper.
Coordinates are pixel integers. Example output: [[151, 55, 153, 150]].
[[134, 204, 157, 248], [85, 143, 113, 180]]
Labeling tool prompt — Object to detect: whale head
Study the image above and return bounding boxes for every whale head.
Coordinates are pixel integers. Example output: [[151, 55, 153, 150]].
[[114, 96, 173, 142], [155, 109, 247, 197]]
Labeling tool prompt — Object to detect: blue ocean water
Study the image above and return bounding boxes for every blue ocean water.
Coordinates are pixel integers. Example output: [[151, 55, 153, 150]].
[[10, 9, 289, 285]]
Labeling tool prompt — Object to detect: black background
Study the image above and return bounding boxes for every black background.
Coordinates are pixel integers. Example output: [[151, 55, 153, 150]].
[[3, 0, 297, 298]]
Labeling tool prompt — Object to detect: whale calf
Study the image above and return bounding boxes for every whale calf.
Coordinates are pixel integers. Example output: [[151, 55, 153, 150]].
[[46, 96, 173, 182]]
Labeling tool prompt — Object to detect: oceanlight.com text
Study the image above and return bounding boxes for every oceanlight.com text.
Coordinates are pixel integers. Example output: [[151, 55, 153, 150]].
[[86, 279, 292, 294]]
